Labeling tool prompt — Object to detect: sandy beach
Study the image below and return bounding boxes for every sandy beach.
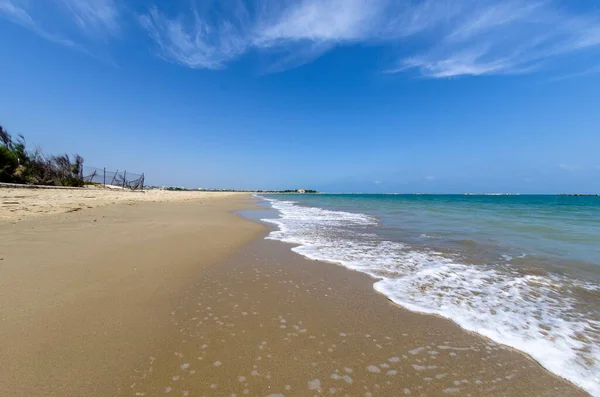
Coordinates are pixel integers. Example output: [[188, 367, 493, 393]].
[[0, 190, 589, 396], [0, 189, 260, 396], [0, 185, 244, 223]]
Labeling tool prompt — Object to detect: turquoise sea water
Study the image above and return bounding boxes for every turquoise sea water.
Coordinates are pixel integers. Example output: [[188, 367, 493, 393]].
[[260, 194, 600, 396]]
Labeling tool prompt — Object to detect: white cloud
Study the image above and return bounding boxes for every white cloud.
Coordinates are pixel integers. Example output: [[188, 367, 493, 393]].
[[396, 1, 600, 78], [138, 6, 250, 69], [54, 0, 120, 37], [425, 176, 436, 181], [137, 0, 600, 75], [0, 0, 34, 26], [445, 2, 542, 42], [3, 0, 600, 76], [138, 0, 387, 70], [0, 0, 120, 49], [255, 0, 382, 43], [0, 0, 79, 47], [398, 47, 524, 78]]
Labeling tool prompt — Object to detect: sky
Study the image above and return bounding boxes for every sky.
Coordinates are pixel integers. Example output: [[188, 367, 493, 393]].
[[1, 0, 600, 193]]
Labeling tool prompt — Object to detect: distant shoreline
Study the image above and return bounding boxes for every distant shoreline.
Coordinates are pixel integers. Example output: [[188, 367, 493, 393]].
[[265, 192, 600, 196], [559, 193, 600, 196]]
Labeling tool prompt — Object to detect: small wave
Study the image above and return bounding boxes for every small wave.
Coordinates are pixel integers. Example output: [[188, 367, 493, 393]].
[[455, 239, 478, 246], [260, 196, 600, 397]]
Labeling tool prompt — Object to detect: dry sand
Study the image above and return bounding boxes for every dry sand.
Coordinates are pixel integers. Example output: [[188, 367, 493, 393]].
[[0, 185, 243, 223], [0, 194, 589, 396], [0, 194, 262, 397]]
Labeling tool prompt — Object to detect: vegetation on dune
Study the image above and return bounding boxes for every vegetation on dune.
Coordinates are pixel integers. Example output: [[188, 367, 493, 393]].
[[0, 124, 84, 187]]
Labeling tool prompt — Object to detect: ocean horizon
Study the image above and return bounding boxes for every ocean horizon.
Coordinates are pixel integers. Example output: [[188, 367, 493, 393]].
[[259, 193, 600, 396], [285, 192, 599, 196]]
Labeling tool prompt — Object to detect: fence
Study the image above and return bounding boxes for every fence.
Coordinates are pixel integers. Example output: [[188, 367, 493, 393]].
[[82, 166, 145, 190]]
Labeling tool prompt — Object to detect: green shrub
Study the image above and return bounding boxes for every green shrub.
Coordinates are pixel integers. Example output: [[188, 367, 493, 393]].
[[0, 146, 19, 183], [0, 124, 84, 187]]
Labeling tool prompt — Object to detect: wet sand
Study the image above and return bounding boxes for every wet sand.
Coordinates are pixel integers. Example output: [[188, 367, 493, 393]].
[[120, 236, 588, 397], [0, 196, 589, 396]]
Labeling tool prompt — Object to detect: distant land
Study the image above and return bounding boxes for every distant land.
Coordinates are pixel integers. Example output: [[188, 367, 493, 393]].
[[145, 186, 318, 194], [559, 193, 600, 196]]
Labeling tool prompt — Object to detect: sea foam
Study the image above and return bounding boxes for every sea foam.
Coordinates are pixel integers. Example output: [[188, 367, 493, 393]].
[[261, 197, 600, 397]]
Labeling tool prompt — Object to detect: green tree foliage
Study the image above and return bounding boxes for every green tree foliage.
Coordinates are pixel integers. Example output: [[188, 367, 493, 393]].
[[0, 124, 84, 187]]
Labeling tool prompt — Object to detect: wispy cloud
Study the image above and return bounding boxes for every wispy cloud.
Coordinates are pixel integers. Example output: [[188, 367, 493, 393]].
[[0, 0, 78, 47], [137, 0, 600, 76], [54, 0, 120, 37], [0, 0, 120, 50], [0, 0, 33, 26], [255, 0, 383, 43], [3, 0, 600, 76], [138, 5, 250, 70], [138, 0, 386, 70], [396, 1, 600, 78]]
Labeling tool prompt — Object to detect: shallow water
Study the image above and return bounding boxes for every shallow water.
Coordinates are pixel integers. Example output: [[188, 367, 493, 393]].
[[259, 194, 600, 396]]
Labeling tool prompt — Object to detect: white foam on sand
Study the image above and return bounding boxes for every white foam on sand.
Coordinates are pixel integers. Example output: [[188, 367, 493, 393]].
[[261, 197, 600, 397]]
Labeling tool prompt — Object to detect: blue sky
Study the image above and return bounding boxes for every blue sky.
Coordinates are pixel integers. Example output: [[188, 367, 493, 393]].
[[1, 0, 599, 193]]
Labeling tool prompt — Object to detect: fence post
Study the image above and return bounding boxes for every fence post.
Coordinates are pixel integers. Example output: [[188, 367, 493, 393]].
[[111, 170, 118, 186], [103, 168, 106, 187], [123, 171, 127, 188]]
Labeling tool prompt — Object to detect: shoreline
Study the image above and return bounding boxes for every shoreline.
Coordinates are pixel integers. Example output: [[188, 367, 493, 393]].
[[0, 194, 590, 396], [252, 215, 590, 396], [265, 236, 579, 388], [271, 235, 585, 387], [251, 198, 591, 396], [121, 225, 589, 396], [258, 194, 599, 396]]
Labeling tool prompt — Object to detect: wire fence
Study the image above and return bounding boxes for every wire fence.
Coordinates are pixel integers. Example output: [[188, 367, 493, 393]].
[[83, 166, 145, 190]]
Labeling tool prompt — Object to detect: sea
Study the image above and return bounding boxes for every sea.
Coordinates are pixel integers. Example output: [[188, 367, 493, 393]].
[[258, 194, 600, 396]]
